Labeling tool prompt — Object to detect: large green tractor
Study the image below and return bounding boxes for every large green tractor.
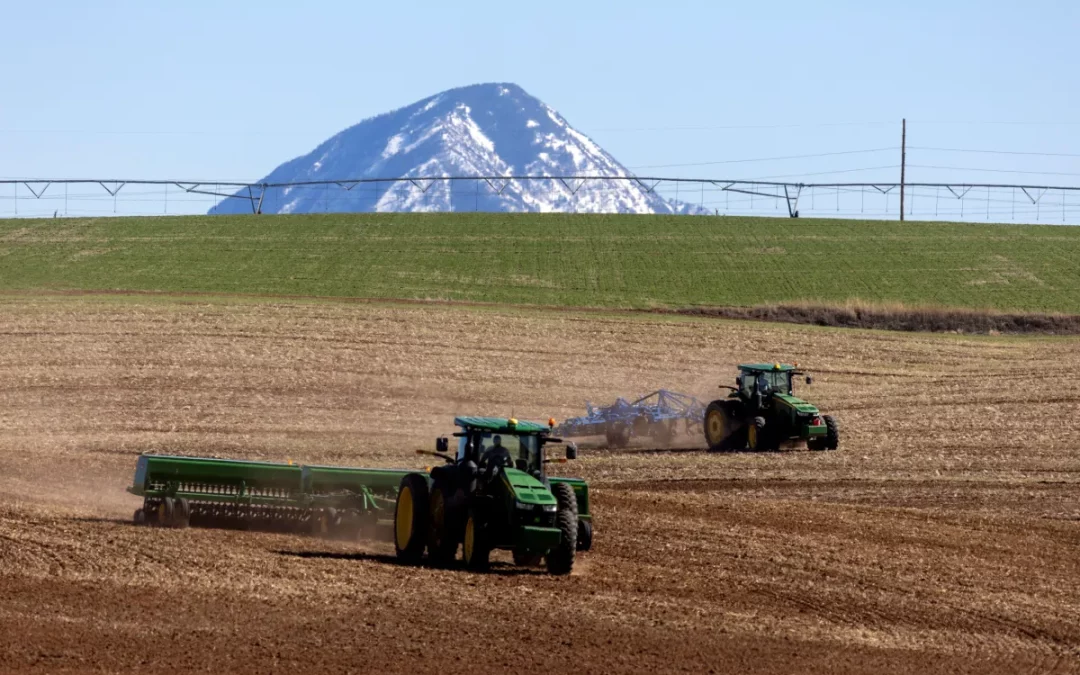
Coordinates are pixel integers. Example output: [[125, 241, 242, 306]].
[[393, 417, 592, 575], [704, 363, 839, 452]]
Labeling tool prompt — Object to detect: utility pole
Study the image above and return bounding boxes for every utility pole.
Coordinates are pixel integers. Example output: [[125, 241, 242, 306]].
[[900, 118, 907, 221]]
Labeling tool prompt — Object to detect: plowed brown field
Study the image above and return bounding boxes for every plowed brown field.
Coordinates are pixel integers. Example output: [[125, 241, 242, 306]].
[[1, 296, 1079, 674]]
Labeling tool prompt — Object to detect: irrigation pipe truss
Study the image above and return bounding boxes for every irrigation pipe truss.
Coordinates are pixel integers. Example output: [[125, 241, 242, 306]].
[[1, 176, 1077, 218]]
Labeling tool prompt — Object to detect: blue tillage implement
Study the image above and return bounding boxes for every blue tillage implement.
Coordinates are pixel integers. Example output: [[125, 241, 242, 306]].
[[554, 390, 704, 448]]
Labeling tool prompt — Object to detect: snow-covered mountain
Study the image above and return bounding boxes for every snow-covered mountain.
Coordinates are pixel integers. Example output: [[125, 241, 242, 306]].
[[210, 83, 703, 215]]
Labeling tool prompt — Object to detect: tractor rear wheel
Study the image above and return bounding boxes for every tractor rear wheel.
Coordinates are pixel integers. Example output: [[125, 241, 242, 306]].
[[576, 519, 593, 552], [427, 482, 459, 568], [394, 474, 430, 565], [546, 483, 578, 575], [704, 401, 738, 451], [824, 415, 840, 450], [463, 509, 490, 572]]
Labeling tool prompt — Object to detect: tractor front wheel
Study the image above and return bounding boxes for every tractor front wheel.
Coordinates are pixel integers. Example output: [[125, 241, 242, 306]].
[[463, 509, 490, 572], [427, 482, 459, 568], [824, 415, 840, 450], [747, 417, 769, 452], [546, 483, 578, 575], [394, 474, 431, 565]]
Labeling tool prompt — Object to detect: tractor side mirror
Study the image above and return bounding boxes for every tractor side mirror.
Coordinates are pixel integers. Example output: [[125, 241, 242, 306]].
[[566, 442, 578, 460], [735, 376, 742, 387], [436, 437, 449, 454], [805, 375, 813, 385]]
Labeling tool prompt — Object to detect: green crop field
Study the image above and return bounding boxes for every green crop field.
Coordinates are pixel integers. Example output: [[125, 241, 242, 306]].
[[1, 212, 1079, 313]]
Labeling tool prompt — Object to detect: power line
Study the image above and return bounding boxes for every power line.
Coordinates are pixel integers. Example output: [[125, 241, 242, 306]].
[[909, 165, 1080, 177], [626, 147, 898, 170], [907, 120, 1080, 126], [593, 121, 896, 132], [909, 146, 1080, 158], [742, 165, 901, 181]]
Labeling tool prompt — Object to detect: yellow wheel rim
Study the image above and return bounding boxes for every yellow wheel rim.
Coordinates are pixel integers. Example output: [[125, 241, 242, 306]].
[[706, 409, 726, 444], [464, 516, 475, 562], [395, 486, 413, 549], [748, 425, 758, 449], [156, 502, 168, 525]]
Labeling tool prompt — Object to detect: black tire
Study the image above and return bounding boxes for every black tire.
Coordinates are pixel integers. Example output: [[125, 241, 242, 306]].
[[133, 508, 146, 526], [312, 507, 340, 537], [427, 482, 459, 567], [463, 508, 490, 572], [704, 401, 737, 451], [747, 417, 768, 452], [649, 420, 676, 446], [174, 498, 191, 529], [824, 415, 840, 450], [156, 498, 176, 528], [605, 422, 630, 449], [699, 401, 725, 449], [394, 474, 430, 565], [576, 519, 593, 552], [513, 550, 544, 567], [546, 483, 578, 575]]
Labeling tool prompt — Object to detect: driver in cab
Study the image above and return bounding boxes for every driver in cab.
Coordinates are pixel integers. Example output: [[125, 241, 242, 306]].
[[480, 435, 513, 479]]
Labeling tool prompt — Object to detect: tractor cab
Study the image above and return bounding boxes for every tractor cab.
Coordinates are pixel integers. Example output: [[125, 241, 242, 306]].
[[447, 416, 576, 482], [736, 363, 800, 403]]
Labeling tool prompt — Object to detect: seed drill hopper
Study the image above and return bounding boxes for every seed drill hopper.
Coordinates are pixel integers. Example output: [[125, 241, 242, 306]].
[[127, 454, 410, 536], [554, 389, 705, 448]]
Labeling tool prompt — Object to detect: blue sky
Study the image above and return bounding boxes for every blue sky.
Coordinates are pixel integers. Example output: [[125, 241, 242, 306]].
[[2, 0, 1079, 217]]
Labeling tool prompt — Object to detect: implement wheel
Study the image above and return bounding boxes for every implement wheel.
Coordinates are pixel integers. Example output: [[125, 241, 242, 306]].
[[577, 519, 593, 552], [605, 422, 630, 449], [156, 498, 176, 528], [174, 498, 191, 529], [546, 483, 578, 575], [649, 420, 676, 446], [133, 508, 146, 526], [394, 474, 430, 565]]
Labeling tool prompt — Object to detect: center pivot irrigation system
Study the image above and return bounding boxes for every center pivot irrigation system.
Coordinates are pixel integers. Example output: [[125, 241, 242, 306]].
[[554, 389, 705, 448], [128, 416, 593, 575]]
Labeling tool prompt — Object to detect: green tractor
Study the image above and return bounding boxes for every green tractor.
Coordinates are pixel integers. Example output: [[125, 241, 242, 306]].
[[704, 363, 839, 452], [392, 416, 593, 575]]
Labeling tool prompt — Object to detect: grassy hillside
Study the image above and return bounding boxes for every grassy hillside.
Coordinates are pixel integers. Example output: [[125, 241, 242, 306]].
[[1, 213, 1079, 312]]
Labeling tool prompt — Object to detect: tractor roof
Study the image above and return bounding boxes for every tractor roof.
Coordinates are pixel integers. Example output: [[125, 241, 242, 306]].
[[739, 363, 797, 373], [454, 416, 551, 434]]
